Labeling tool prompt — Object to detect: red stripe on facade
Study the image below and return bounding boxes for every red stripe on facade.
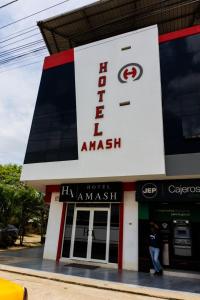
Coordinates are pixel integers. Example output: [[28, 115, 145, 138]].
[[45, 185, 60, 203], [43, 49, 74, 70], [43, 26, 200, 70], [44, 192, 51, 203], [46, 185, 60, 193], [56, 203, 67, 262], [159, 25, 200, 43], [118, 201, 124, 271], [123, 182, 136, 191]]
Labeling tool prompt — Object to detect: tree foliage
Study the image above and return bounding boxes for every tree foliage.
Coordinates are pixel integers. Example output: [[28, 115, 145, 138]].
[[0, 164, 21, 185], [0, 164, 48, 246]]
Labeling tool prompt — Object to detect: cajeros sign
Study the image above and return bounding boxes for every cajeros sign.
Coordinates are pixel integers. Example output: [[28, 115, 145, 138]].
[[136, 180, 200, 202], [59, 182, 122, 203]]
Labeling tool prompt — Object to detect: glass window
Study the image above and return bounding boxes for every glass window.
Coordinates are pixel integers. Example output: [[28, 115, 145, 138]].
[[160, 33, 200, 154]]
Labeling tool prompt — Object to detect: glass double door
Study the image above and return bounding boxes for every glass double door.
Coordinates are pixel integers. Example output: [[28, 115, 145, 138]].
[[70, 208, 110, 262]]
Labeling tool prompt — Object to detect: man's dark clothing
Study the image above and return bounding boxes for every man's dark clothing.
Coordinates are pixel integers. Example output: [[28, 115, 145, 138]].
[[149, 232, 161, 248]]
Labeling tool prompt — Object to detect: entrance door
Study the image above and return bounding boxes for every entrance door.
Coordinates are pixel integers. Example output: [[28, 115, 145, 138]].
[[70, 208, 110, 262]]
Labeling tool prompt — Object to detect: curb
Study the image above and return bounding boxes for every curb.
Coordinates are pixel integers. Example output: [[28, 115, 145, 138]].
[[0, 264, 199, 300]]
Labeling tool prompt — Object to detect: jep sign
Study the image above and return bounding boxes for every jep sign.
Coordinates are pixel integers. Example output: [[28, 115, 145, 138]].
[[141, 183, 158, 199], [136, 180, 200, 202]]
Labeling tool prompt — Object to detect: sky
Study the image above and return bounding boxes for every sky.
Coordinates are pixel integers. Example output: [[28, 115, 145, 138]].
[[0, 0, 98, 165]]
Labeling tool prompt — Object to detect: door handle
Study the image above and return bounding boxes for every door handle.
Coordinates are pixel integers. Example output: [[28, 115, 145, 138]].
[[91, 229, 95, 239], [83, 227, 89, 236]]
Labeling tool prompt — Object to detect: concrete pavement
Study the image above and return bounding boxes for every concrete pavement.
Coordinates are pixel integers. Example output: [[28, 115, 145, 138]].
[[0, 264, 199, 300], [0, 269, 166, 300], [0, 247, 200, 299]]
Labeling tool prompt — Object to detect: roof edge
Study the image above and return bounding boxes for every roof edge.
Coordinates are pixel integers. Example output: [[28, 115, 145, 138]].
[[37, 0, 106, 26]]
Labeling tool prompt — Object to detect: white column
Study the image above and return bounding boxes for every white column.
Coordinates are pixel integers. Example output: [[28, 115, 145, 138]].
[[43, 192, 63, 260], [123, 191, 138, 270]]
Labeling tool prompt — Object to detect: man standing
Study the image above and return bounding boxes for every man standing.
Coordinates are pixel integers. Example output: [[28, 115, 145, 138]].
[[149, 222, 163, 275]]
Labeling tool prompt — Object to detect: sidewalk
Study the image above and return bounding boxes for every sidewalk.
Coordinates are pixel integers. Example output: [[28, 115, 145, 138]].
[[0, 264, 199, 300], [0, 247, 199, 298]]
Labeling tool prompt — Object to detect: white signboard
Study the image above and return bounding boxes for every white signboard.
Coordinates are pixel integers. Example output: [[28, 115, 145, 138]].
[[21, 25, 165, 185]]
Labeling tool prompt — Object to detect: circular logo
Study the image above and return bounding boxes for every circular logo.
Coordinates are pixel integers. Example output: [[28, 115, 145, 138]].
[[141, 183, 158, 199], [118, 63, 143, 83]]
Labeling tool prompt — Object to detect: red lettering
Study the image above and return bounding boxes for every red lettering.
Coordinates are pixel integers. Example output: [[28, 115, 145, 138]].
[[89, 141, 96, 151], [97, 90, 105, 102], [95, 105, 104, 119], [81, 142, 87, 151], [99, 62, 108, 73], [106, 139, 112, 149], [97, 140, 104, 150], [123, 67, 137, 80], [114, 138, 121, 148], [93, 123, 103, 136], [98, 75, 106, 87]]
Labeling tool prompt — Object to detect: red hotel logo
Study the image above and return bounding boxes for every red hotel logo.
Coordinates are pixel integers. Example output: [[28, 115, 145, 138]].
[[118, 63, 143, 83], [81, 61, 121, 152]]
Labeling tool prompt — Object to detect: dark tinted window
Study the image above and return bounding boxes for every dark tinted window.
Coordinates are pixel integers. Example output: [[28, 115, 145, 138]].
[[109, 204, 119, 263], [24, 62, 78, 163], [62, 204, 74, 258], [160, 33, 200, 155]]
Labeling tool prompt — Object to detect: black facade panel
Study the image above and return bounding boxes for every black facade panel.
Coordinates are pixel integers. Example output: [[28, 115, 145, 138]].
[[109, 204, 119, 263], [62, 204, 74, 258], [25, 32, 200, 164], [24, 62, 78, 163], [160, 33, 200, 155]]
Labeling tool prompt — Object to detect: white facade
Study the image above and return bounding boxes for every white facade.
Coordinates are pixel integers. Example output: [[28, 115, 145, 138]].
[[21, 25, 166, 271], [44, 190, 139, 271], [123, 191, 138, 270], [43, 193, 62, 260], [21, 25, 165, 188]]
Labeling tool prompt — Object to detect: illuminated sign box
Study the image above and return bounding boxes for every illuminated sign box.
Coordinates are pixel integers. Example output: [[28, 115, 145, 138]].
[[59, 182, 122, 202]]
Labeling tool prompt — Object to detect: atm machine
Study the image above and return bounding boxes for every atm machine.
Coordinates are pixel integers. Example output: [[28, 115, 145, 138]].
[[173, 220, 192, 257]]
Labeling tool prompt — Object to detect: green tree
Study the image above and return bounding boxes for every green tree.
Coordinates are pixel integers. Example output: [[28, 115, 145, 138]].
[[0, 164, 47, 246], [0, 184, 16, 226], [0, 164, 21, 185]]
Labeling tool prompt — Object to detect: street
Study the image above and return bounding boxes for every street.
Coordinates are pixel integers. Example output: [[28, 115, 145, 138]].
[[0, 270, 165, 300]]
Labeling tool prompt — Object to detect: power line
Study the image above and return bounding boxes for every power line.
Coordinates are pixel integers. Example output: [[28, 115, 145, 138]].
[[0, 48, 47, 69], [0, 50, 46, 69], [0, 28, 38, 44], [0, 46, 46, 65], [0, 40, 45, 57], [0, 0, 69, 30], [0, 32, 41, 48], [0, 43, 47, 71], [0, 25, 36, 40], [0, 0, 18, 9], [0, 61, 42, 74], [0, 32, 46, 68], [0, 1, 71, 69], [0, 60, 41, 74], [0, 41, 45, 57]]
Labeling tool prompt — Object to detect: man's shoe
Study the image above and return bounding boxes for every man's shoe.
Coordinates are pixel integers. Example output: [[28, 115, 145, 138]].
[[153, 271, 159, 275], [158, 270, 163, 275]]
